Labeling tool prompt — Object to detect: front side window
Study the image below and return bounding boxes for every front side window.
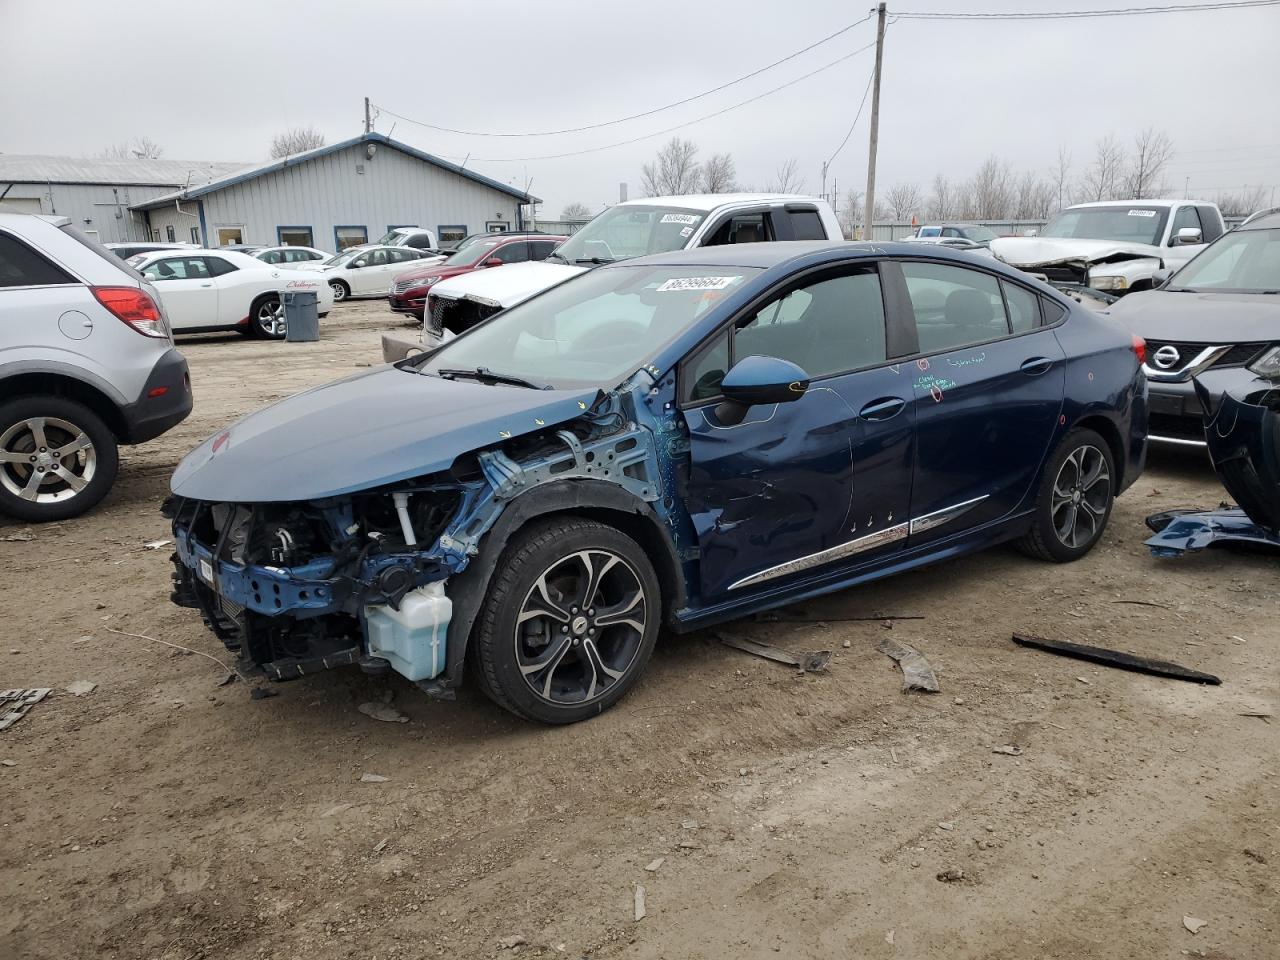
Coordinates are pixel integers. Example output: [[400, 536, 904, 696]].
[[705, 212, 773, 246], [1169, 228, 1280, 293], [684, 267, 887, 402], [420, 265, 762, 390], [373, 229, 410, 246], [258, 249, 284, 264], [902, 261, 1011, 354], [917, 226, 942, 237], [142, 256, 209, 281], [367, 249, 389, 267], [493, 241, 529, 264], [549, 205, 708, 264], [1041, 206, 1168, 246], [1169, 205, 1203, 245], [335, 226, 368, 251], [444, 239, 502, 267], [531, 240, 560, 261]]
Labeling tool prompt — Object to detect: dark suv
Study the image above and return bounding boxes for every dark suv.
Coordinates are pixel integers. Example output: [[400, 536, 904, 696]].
[[1109, 208, 1280, 446]]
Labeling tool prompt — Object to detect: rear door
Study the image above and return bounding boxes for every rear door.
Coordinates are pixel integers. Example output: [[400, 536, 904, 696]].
[[680, 262, 916, 599], [892, 259, 1065, 545]]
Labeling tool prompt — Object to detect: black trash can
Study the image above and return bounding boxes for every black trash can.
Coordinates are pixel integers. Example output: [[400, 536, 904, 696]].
[[283, 290, 320, 342]]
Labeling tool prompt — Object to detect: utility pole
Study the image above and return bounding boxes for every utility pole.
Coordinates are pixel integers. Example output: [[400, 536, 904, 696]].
[[862, 2, 887, 240], [364, 97, 372, 134]]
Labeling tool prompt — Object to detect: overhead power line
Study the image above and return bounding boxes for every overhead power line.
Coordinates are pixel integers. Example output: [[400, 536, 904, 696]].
[[376, 11, 875, 140], [894, 0, 1279, 20], [826, 68, 876, 167], [403, 40, 879, 163]]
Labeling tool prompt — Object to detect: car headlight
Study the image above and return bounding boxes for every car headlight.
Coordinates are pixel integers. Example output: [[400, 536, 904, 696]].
[[1248, 345, 1280, 380], [1089, 275, 1128, 291], [422, 276, 442, 286]]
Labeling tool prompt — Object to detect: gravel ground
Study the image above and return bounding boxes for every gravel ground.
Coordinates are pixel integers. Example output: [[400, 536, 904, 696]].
[[1, 299, 1276, 959]]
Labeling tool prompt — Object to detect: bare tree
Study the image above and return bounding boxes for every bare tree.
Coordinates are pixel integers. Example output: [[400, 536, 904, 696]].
[[1122, 127, 1174, 200], [1051, 144, 1072, 211], [560, 202, 592, 220], [968, 156, 1015, 219], [270, 126, 327, 159], [1079, 135, 1126, 202], [839, 187, 864, 237], [766, 158, 806, 194], [700, 153, 738, 193], [1013, 171, 1055, 220], [640, 138, 701, 196], [926, 175, 954, 221], [1214, 185, 1268, 217], [885, 182, 923, 221], [100, 137, 165, 160]]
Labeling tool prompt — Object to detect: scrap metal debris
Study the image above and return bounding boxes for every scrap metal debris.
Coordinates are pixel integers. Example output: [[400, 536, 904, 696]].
[[992, 745, 1023, 757], [716, 632, 831, 673], [0, 688, 51, 731], [1011, 633, 1221, 685], [876, 637, 940, 693]]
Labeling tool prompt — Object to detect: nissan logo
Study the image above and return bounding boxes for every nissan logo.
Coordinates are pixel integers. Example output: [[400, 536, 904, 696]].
[[1152, 345, 1181, 370]]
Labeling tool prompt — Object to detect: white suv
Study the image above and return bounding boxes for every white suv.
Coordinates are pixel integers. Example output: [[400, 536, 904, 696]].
[[0, 214, 192, 521]]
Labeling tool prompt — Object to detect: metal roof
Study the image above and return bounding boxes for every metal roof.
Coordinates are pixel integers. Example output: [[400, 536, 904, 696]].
[[130, 133, 538, 209], [0, 153, 249, 187]]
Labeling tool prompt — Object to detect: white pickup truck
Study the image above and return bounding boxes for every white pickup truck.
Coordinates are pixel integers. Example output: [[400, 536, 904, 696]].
[[991, 199, 1225, 296], [380, 194, 842, 360]]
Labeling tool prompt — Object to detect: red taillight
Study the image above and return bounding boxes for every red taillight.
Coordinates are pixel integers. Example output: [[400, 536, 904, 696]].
[[91, 286, 167, 338], [147, 386, 168, 398], [1131, 334, 1147, 365]]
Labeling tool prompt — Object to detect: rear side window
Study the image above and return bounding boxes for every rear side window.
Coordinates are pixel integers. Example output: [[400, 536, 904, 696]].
[[902, 261, 1011, 354], [259, 250, 284, 264], [205, 256, 238, 277], [789, 210, 826, 240], [1003, 281, 1041, 333], [0, 231, 76, 287]]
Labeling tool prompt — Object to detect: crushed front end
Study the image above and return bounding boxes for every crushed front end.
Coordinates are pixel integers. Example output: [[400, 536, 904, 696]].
[[164, 383, 676, 694]]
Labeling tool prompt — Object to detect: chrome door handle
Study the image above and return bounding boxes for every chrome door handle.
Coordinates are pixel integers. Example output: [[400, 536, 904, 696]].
[[859, 396, 907, 421], [1020, 357, 1053, 376], [200, 282, 213, 287]]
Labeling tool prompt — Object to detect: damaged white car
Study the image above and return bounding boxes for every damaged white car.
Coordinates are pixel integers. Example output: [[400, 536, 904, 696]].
[[991, 199, 1224, 295]]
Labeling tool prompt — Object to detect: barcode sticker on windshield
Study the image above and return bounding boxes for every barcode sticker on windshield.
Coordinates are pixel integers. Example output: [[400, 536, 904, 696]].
[[1127, 209, 1157, 217], [660, 214, 701, 224], [657, 276, 741, 292]]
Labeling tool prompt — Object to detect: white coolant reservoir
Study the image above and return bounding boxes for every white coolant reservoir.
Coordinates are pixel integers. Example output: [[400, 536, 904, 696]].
[[364, 581, 451, 681]]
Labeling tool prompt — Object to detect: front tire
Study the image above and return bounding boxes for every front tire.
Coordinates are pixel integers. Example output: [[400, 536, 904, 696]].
[[329, 280, 349, 303], [0, 396, 119, 522], [471, 518, 661, 724], [1017, 427, 1115, 563], [250, 295, 286, 339]]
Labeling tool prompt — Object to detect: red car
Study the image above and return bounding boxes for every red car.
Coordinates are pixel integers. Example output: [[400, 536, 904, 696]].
[[387, 233, 566, 319]]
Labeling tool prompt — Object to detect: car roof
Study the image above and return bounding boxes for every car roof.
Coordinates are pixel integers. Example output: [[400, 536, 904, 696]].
[[1240, 207, 1280, 230], [621, 239, 1051, 281], [617, 193, 825, 212], [1067, 199, 1196, 209]]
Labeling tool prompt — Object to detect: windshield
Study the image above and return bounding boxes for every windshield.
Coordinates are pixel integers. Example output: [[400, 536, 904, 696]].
[[1169, 228, 1280, 293], [373, 229, 410, 245], [1041, 206, 1167, 246], [325, 249, 362, 267], [960, 225, 998, 242], [418, 264, 761, 389], [549, 205, 707, 264], [444, 239, 503, 267]]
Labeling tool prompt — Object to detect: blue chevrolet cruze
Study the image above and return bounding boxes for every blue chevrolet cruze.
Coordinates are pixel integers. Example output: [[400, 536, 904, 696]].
[[166, 241, 1147, 723]]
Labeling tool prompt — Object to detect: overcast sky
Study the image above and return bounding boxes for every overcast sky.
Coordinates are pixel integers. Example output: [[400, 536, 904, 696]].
[[2, 0, 1278, 215]]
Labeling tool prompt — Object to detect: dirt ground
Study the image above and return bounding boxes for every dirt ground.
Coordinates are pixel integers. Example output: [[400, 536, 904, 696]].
[[2, 300, 1276, 960]]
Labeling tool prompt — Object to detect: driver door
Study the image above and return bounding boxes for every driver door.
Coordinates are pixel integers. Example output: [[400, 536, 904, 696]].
[[680, 263, 915, 600], [351, 248, 388, 294], [141, 256, 218, 330]]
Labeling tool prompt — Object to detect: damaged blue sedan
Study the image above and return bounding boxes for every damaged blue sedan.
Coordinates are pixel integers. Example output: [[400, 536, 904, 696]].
[[166, 242, 1147, 723]]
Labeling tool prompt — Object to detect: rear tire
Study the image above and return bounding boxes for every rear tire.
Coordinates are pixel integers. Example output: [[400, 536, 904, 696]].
[[470, 518, 661, 724], [1017, 427, 1115, 563], [0, 396, 119, 522]]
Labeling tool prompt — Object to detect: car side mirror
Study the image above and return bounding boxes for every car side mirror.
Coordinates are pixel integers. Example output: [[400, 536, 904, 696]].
[[1151, 268, 1172, 289], [1174, 227, 1202, 246], [353, 258, 368, 268], [483, 257, 504, 268], [715, 355, 809, 425]]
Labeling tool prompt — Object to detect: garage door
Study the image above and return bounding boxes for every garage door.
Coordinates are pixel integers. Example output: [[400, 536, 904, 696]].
[[0, 198, 43, 215]]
